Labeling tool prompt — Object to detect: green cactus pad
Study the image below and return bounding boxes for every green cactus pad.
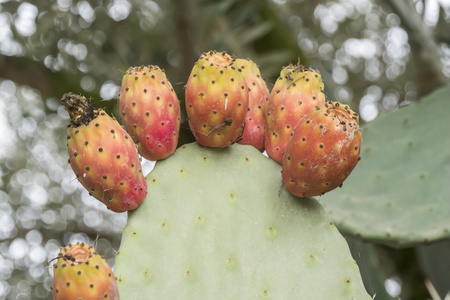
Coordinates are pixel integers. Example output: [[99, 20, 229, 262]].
[[114, 142, 370, 299], [320, 85, 450, 248]]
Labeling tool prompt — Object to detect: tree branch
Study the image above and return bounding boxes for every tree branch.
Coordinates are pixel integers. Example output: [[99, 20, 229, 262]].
[[383, 0, 448, 96]]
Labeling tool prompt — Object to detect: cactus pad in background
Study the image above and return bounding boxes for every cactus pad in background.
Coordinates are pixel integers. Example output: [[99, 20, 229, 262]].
[[320, 85, 450, 248], [114, 142, 370, 299]]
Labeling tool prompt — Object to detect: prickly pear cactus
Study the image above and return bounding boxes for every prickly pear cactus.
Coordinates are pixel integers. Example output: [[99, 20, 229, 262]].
[[320, 85, 450, 247], [114, 143, 370, 299]]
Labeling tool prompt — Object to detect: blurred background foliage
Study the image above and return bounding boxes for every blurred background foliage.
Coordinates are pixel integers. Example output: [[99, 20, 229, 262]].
[[0, 0, 448, 299]]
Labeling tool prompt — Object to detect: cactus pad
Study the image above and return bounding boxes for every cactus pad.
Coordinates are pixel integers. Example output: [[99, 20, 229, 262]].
[[320, 85, 450, 247], [114, 142, 370, 299]]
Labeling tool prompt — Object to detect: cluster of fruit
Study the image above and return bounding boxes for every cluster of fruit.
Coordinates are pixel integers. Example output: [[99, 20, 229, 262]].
[[61, 50, 361, 212], [52, 51, 361, 299], [184, 51, 361, 198]]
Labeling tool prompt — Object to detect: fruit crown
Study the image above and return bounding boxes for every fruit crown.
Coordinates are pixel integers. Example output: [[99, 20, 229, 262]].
[[125, 65, 164, 75], [61, 93, 99, 127], [199, 50, 236, 68]]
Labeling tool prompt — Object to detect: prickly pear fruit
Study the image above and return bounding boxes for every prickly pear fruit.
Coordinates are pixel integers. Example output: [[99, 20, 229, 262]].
[[282, 101, 362, 197], [235, 58, 269, 152], [51, 242, 119, 300], [265, 63, 325, 164], [61, 93, 147, 212], [119, 65, 181, 161], [185, 50, 249, 148]]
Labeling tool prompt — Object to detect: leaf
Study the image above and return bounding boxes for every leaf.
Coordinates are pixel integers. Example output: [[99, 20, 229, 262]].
[[321, 85, 450, 248]]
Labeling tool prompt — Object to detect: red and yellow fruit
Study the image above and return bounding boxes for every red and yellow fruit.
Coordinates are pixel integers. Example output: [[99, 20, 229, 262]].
[[51, 242, 119, 300], [185, 50, 249, 148], [119, 65, 181, 161], [235, 58, 269, 152], [265, 63, 325, 164], [62, 93, 147, 212], [282, 101, 362, 197]]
